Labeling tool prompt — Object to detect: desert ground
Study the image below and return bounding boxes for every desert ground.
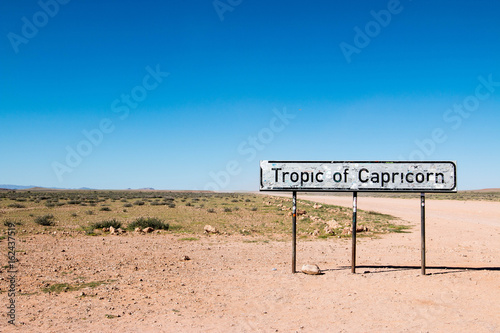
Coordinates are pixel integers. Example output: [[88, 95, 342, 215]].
[[1, 191, 499, 332]]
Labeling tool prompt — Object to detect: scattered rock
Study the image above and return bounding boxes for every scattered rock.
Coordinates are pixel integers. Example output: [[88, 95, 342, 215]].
[[103, 227, 110, 232], [109, 226, 116, 235], [312, 229, 320, 236], [143, 227, 154, 233], [134, 227, 142, 233], [356, 225, 369, 232], [324, 226, 335, 235], [313, 204, 323, 209], [342, 227, 352, 236], [288, 209, 307, 217], [180, 255, 191, 261], [326, 219, 341, 229], [301, 264, 321, 275], [204, 225, 219, 234], [117, 228, 125, 234]]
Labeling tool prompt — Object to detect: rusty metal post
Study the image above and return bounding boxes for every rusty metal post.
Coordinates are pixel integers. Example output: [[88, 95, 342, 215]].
[[421, 192, 426, 275], [292, 191, 297, 274], [351, 191, 358, 274]]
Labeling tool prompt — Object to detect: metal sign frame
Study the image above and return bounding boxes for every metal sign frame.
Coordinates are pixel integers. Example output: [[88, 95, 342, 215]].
[[259, 160, 458, 275], [261, 160, 457, 193]]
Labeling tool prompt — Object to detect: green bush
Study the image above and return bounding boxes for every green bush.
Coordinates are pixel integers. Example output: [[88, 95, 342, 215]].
[[35, 214, 56, 226], [134, 200, 145, 206], [8, 203, 25, 208], [123, 203, 133, 207], [127, 217, 169, 231], [3, 219, 22, 226], [90, 219, 122, 230]]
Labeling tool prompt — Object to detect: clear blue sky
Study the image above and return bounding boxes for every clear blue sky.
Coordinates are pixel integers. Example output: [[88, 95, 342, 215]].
[[1, 0, 499, 190]]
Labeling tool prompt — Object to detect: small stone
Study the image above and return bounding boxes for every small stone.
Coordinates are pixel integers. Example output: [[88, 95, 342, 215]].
[[324, 226, 335, 235], [301, 264, 321, 275], [143, 227, 154, 233], [134, 227, 142, 233], [296, 209, 306, 216], [311, 229, 320, 237], [180, 255, 191, 261], [356, 225, 369, 232], [326, 219, 341, 229], [204, 225, 219, 234], [342, 227, 352, 236], [109, 226, 116, 235], [313, 204, 323, 209]]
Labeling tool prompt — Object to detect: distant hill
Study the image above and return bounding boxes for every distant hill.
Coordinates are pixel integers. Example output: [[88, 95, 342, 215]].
[[0, 184, 38, 190], [0, 184, 91, 190], [0, 184, 156, 191], [472, 188, 500, 192]]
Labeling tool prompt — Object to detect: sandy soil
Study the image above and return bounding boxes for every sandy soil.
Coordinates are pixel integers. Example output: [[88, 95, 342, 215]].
[[2, 195, 499, 332]]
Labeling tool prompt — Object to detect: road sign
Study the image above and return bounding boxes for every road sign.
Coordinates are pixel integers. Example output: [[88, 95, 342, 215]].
[[260, 161, 456, 192]]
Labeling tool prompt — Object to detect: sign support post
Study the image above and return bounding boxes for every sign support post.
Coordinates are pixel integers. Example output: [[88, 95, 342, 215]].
[[421, 192, 426, 275], [292, 191, 297, 274], [260, 161, 457, 275], [351, 191, 358, 274]]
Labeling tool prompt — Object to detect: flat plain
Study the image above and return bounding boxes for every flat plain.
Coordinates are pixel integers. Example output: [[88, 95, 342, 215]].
[[0, 189, 499, 332]]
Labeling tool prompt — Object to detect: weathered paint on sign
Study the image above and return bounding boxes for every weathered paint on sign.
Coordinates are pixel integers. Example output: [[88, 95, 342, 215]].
[[260, 161, 457, 192]]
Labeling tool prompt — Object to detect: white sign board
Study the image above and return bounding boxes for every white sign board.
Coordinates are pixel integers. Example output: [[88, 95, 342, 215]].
[[260, 161, 457, 192]]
